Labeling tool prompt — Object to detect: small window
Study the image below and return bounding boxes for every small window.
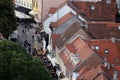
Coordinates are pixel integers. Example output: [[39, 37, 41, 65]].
[[95, 46, 99, 50], [106, 0, 111, 4], [104, 49, 109, 54]]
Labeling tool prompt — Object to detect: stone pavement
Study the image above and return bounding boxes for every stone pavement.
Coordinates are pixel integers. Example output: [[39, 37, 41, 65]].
[[17, 23, 42, 54]]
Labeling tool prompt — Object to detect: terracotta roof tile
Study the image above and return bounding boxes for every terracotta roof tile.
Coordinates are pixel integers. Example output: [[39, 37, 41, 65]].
[[60, 37, 99, 72], [87, 22, 120, 39], [50, 12, 74, 28], [89, 39, 120, 65], [77, 65, 112, 80], [55, 22, 80, 48], [48, 7, 57, 14], [69, 0, 117, 21], [66, 43, 76, 53]]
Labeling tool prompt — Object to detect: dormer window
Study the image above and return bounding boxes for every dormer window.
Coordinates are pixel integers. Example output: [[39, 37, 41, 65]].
[[104, 49, 109, 54], [106, 0, 111, 4]]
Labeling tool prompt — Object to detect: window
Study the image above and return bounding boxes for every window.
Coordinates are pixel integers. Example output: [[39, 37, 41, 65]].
[[104, 49, 109, 54], [106, 0, 111, 4], [30, 3, 32, 9], [95, 46, 99, 50]]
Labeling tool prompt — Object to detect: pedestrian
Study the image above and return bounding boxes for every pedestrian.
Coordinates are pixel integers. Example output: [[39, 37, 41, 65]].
[[32, 48, 37, 56], [22, 30, 24, 33]]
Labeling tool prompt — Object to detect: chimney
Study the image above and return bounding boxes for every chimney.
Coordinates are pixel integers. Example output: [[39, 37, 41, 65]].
[[113, 71, 118, 80]]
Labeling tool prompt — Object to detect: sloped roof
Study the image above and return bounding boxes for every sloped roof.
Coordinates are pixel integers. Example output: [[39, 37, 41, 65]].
[[68, 0, 117, 21], [77, 65, 112, 80], [50, 12, 75, 28], [60, 37, 94, 72], [55, 22, 80, 48], [89, 39, 120, 65], [86, 22, 120, 39], [51, 34, 61, 48]]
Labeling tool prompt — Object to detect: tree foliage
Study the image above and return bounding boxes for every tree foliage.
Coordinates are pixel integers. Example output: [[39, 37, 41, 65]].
[[0, 40, 52, 80], [0, 0, 17, 38]]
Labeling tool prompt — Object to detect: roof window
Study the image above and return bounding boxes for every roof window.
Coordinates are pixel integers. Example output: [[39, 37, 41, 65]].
[[95, 46, 99, 50], [104, 49, 109, 54]]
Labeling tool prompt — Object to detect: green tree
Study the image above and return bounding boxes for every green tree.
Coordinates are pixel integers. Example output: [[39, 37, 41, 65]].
[[0, 0, 17, 38], [0, 40, 52, 80]]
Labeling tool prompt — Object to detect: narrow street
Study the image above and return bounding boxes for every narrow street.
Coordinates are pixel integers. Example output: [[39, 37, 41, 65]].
[[16, 22, 60, 80]]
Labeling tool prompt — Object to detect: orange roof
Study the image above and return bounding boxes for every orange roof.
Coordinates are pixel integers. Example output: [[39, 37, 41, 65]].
[[77, 65, 112, 80], [50, 12, 74, 28], [60, 37, 94, 72], [48, 7, 57, 14], [66, 43, 76, 53], [89, 39, 120, 65]]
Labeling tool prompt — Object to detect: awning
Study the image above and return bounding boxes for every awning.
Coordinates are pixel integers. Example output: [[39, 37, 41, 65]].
[[14, 10, 31, 19], [15, 6, 31, 14], [29, 10, 37, 16]]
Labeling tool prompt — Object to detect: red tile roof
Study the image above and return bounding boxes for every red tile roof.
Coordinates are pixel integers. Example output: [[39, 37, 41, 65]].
[[60, 37, 101, 72], [89, 39, 120, 65], [77, 65, 112, 80], [50, 12, 74, 28], [86, 22, 120, 39], [66, 43, 76, 53], [55, 22, 80, 48], [48, 7, 57, 14], [68, 0, 117, 21]]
